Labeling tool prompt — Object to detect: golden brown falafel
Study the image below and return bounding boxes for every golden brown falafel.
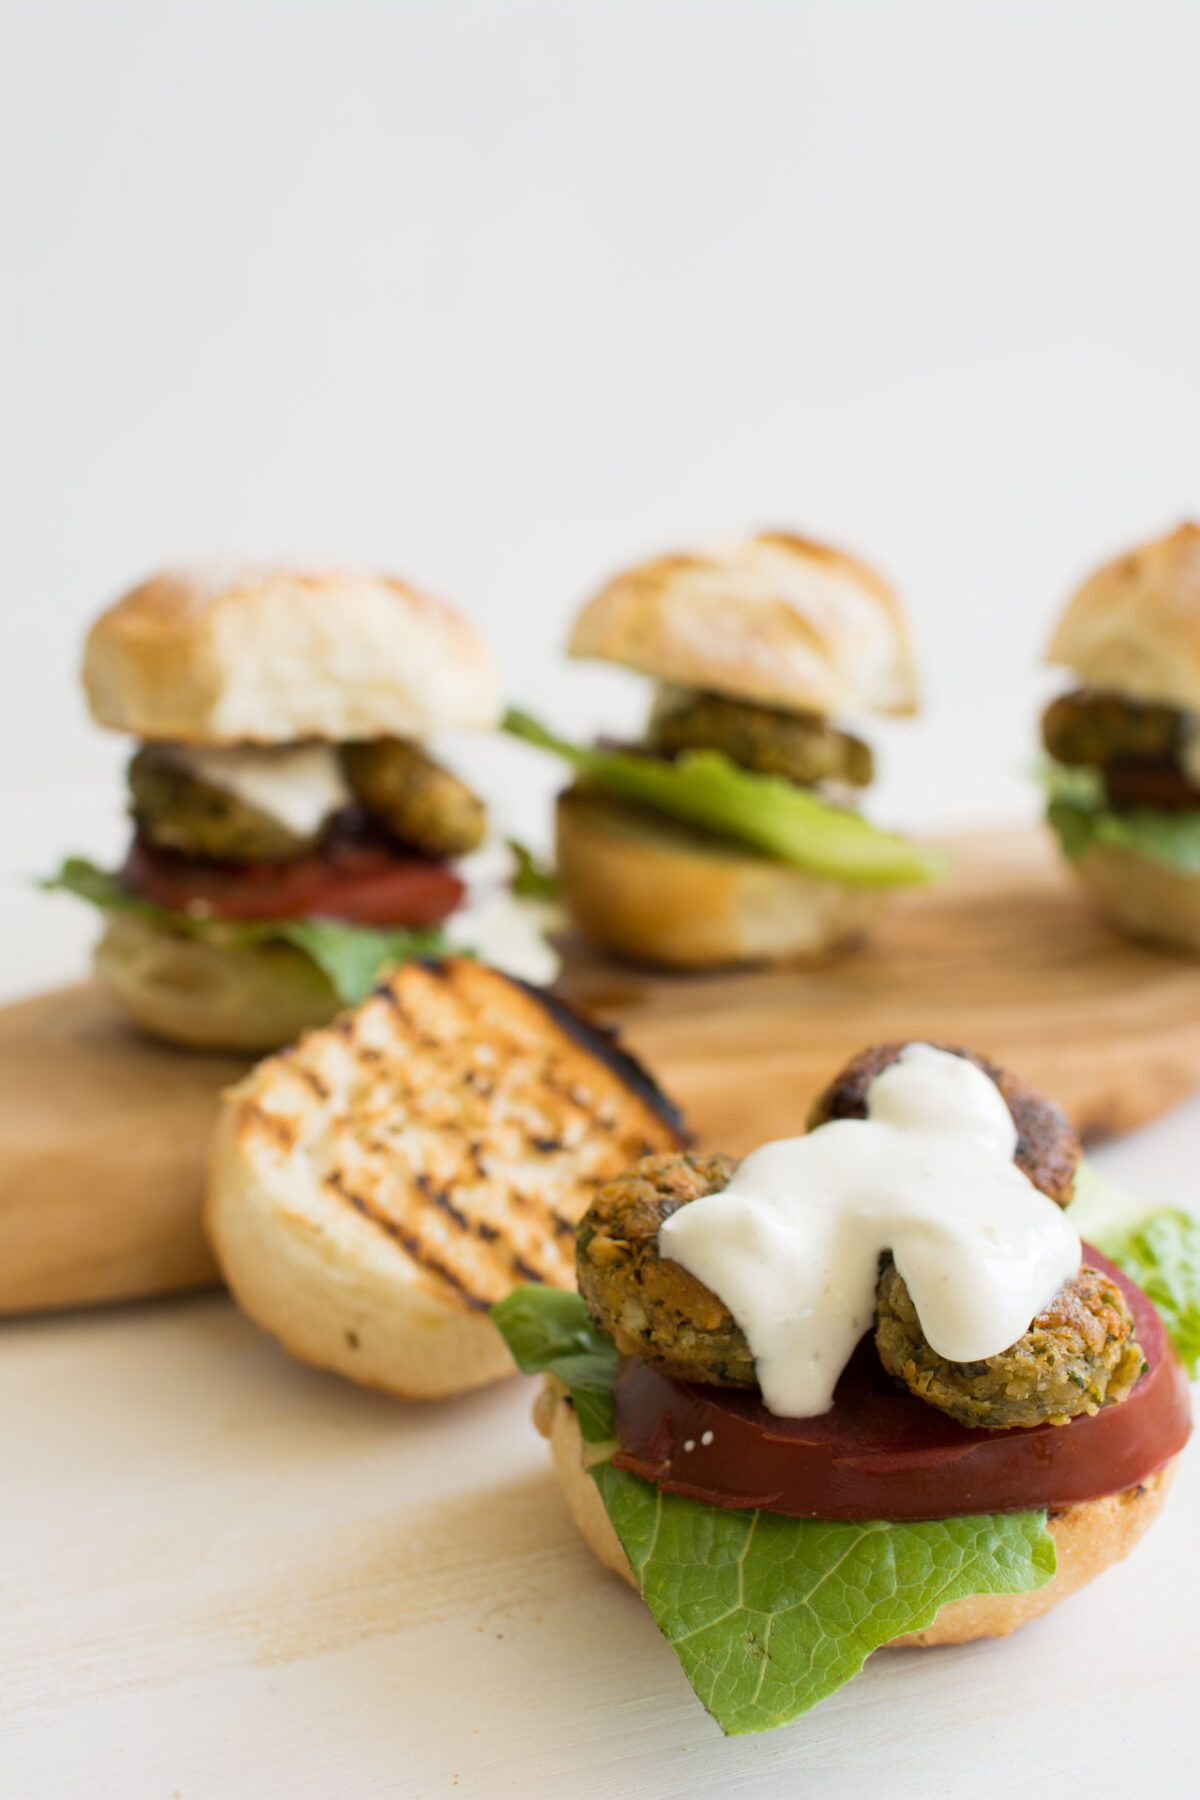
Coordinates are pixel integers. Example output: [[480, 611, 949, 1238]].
[[875, 1259, 1146, 1429], [339, 739, 487, 858], [807, 1042, 1081, 1208], [576, 1152, 753, 1386], [648, 690, 873, 788], [128, 746, 320, 863]]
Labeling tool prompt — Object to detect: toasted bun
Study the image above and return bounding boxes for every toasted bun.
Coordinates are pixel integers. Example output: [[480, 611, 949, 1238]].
[[555, 787, 881, 967], [536, 1375, 1178, 1646], [205, 958, 685, 1399], [93, 913, 341, 1052], [1047, 523, 1200, 709], [83, 560, 500, 742], [1067, 845, 1200, 955], [568, 531, 918, 716]]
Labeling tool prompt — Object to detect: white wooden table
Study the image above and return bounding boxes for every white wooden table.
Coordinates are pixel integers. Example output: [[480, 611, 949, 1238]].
[[2, 779, 1196, 1799]]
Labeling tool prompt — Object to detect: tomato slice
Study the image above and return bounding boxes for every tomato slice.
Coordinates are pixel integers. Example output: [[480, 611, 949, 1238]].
[[612, 1248, 1191, 1521], [122, 834, 464, 927]]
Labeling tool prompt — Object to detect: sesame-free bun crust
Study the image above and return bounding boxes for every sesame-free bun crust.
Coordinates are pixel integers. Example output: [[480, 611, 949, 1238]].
[[206, 959, 685, 1399], [1047, 523, 1200, 709], [1069, 844, 1200, 955], [83, 560, 500, 742], [556, 788, 881, 967], [93, 913, 341, 1052], [568, 531, 918, 716], [535, 1375, 1177, 1646]]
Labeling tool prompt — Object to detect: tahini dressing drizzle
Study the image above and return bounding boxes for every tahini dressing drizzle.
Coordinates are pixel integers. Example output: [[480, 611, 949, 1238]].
[[164, 742, 351, 837], [658, 1043, 1081, 1419]]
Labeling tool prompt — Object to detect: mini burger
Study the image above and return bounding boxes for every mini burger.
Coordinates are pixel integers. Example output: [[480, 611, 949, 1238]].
[[494, 1041, 1193, 1734], [1042, 522, 1200, 952], [46, 561, 544, 1052], [504, 531, 942, 969]]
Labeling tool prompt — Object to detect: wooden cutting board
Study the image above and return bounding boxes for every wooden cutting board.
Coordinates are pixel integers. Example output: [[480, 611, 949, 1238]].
[[560, 824, 1200, 1153], [4, 826, 1199, 1316], [0, 986, 248, 1315]]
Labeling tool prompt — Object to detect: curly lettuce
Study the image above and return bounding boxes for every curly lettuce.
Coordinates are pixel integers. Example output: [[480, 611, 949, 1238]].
[[492, 1286, 1054, 1735], [1068, 1161, 1200, 1377]]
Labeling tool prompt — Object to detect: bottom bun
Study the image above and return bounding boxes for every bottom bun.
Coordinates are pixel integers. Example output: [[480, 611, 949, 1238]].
[[556, 787, 882, 968], [94, 913, 340, 1053], [1070, 844, 1200, 955], [535, 1374, 1176, 1646]]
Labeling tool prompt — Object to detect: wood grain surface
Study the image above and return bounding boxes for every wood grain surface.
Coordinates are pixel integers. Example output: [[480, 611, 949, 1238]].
[[0, 985, 246, 1314], [562, 825, 1200, 1153], [4, 826, 1199, 1316]]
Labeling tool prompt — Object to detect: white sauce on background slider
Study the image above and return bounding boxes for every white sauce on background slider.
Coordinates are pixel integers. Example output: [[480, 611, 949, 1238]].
[[163, 742, 351, 837], [658, 1044, 1081, 1419]]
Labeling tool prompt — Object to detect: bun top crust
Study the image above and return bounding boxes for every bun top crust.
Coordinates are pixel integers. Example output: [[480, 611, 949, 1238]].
[[568, 531, 919, 716], [1047, 524, 1200, 709], [83, 560, 501, 742]]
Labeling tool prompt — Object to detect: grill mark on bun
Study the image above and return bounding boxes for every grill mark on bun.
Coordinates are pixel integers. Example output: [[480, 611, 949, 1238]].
[[226, 957, 686, 1313]]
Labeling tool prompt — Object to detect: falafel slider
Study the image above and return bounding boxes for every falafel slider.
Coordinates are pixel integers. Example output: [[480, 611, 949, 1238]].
[[46, 561, 537, 1051], [493, 1042, 1193, 1734], [1042, 523, 1200, 952], [504, 531, 942, 968]]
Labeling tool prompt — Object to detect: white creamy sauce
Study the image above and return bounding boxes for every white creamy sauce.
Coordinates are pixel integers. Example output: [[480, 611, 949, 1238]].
[[445, 891, 562, 986], [164, 741, 351, 837], [658, 1044, 1081, 1419]]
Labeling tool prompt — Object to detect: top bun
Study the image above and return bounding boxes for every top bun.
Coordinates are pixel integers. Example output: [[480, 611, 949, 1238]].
[[568, 531, 918, 716], [83, 560, 501, 743], [1047, 523, 1200, 710]]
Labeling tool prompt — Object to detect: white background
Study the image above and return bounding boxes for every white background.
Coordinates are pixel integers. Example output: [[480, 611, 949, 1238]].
[[4, 0, 1199, 818], [3, 7, 1199, 1797]]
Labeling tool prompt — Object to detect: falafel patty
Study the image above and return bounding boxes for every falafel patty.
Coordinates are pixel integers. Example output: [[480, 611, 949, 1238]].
[[1042, 689, 1185, 768], [128, 745, 320, 863], [648, 690, 874, 789], [576, 1151, 754, 1387], [807, 1041, 1081, 1207], [875, 1258, 1145, 1429], [340, 739, 487, 858]]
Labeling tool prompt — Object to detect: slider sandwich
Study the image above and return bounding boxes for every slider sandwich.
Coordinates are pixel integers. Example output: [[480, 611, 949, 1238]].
[[495, 1041, 1194, 1734], [505, 531, 942, 968], [48, 562, 550, 1051], [1042, 523, 1200, 952]]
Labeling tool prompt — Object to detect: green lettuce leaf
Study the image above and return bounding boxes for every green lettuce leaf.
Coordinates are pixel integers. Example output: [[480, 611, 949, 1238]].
[[1068, 1162, 1200, 1376], [592, 1463, 1054, 1735], [491, 1285, 617, 1442], [503, 709, 945, 887], [1041, 760, 1200, 872], [492, 1284, 1054, 1734], [506, 837, 560, 900], [43, 856, 448, 1007]]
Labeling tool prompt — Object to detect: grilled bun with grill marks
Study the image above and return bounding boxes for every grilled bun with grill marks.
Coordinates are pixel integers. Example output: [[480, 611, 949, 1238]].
[[206, 958, 686, 1398]]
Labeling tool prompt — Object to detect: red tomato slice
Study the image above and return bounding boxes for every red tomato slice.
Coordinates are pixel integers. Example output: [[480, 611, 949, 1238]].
[[122, 835, 464, 927], [612, 1248, 1191, 1521]]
